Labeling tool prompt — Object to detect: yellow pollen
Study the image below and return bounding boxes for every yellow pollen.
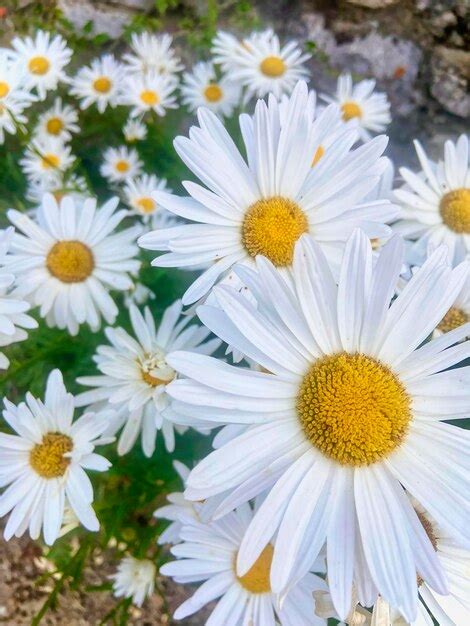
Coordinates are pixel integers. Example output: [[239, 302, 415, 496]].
[[204, 83, 223, 103], [242, 196, 308, 267], [341, 101, 363, 121], [93, 76, 112, 93], [141, 370, 168, 387], [0, 81, 10, 98], [437, 307, 468, 334], [312, 145, 325, 167], [259, 56, 286, 78], [46, 240, 94, 283], [296, 353, 411, 466], [28, 55, 50, 75], [439, 188, 470, 234], [29, 433, 73, 479], [140, 89, 159, 106], [136, 197, 156, 214], [46, 117, 64, 135], [41, 153, 60, 169], [237, 545, 273, 594]]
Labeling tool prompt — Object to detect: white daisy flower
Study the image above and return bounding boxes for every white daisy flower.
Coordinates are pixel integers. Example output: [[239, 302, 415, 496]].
[[212, 28, 310, 100], [393, 134, 470, 266], [100, 146, 142, 183], [122, 32, 183, 76], [0, 228, 37, 369], [211, 30, 244, 71], [0, 51, 36, 143], [110, 556, 156, 607], [75, 300, 220, 457], [0, 369, 112, 545], [121, 71, 178, 118], [434, 270, 470, 337], [181, 61, 241, 117], [70, 55, 125, 114], [20, 136, 75, 183], [123, 117, 147, 143], [123, 174, 172, 227], [160, 501, 327, 625], [34, 97, 79, 141], [0, 93, 29, 144], [164, 230, 470, 623], [10, 30, 72, 100], [25, 174, 88, 206], [4, 193, 141, 335], [139, 81, 397, 305], [321, 73, 392, 142]]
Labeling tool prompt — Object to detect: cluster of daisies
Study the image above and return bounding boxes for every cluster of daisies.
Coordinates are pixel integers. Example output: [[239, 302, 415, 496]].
[[0, 24, 469, 626]]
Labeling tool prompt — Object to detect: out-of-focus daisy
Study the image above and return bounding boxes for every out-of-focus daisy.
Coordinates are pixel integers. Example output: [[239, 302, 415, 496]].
[[139, 81, 396, 305], [0, 51, 36, 143], [70, 55, 124, 114], [0, 94, 29, 144], [121, 71, 178, 118], [393, 134, 470, 266], [75, 300, 220, 457], [212, 28, 310, 99], [34, 98, 79, 141], [122, 32, 183, 76], [321, 73, 391, 142], [160, 502, 327, 625], [0, 228, 37, 369], [123, 174, 172, 226], [100, 146, 142, 183], [4, 194, 141, 335], [110, 556, 156, 607], [165, 231, 470, 622], [181, 61, 241, 117], [26, 174, 88, 206], [123, 282, 155, 309], [211, 31, 243, 71], [20, 136, 75, 183], [434, 272, 470, 337], [10, 30, 72, 100], [123, 117, 147, 143], [0, 369, 112, 545]]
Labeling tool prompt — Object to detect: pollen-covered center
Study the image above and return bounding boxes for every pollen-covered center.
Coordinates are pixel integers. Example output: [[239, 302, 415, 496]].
[[341, 101, 362, 121], [115, 160, 130, 173], [0, 81, 10, 98], [28, 55, 50, 75], [93, 76, 112, 93], [437, 307, 468, 334], [139, 349, 175, 387], [439, 188, 470, 234], [46, 117, 64, 135], [260, 56, 286, 78], [296, 353, 411, 466], [242, 196, 308, 267], [204, 84, 223, 103], [237, 544, 273, 594], [46, 240, 94, 283], [136, 197, 156, 214], [140, 89, 159, 106], [29, 433, 73, 479], [41, 153, 60, 169]]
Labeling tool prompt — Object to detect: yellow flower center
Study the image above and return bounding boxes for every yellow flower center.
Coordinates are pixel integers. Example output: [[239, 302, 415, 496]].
[[93, 76, 112, 93], [204, 83, 223, 103], [29, 433, 73, 479], [439, 188, 470, 234], [341, 101, 363, 121], [312, 145, 325, 167], [242, 197, 308, 267], [139, 350, 175, 387], [0, 81, 10, 98], [140, 89, 159, 106], [237, 544, 273, 594], [115, 160, 130, 173], [41, 153, 60, 169], [141, 370, 168, 387], [46, 117, 64, 135], [46, 240, 94, 283], [259, 56, 286, 78], [136, 197, 156, 214], [28, 55, 50, 75], [296, 353, 411, 466], [437, 307, 468, 334]]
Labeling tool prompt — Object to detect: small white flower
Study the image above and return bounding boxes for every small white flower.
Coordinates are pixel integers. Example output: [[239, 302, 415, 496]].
[[123, 174, 172, 225], [181, 61, 241, 117], [34, 98, 79, 141], [100, 146, 142, 183], [0, 51, 36, 143], [20, 136, 75, 183], [123, 117, 147, 143], [25, 174, 88, 206], [121, 71, 178, 118], [70, 55, 125, 114], [0, 369, 112, 545], [122, 32, 183, 76], [110, 556, 156, 607]]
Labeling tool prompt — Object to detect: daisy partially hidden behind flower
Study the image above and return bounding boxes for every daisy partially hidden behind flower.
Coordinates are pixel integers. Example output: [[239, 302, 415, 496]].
[[0, 370, 112, 545], [111, 556, 156, 607], [70, 54, 124, 114], [123, 117, 147, 143], [0, 50, 36, 144], [75, 300, 220, 457], [164, 230, 470, 622], [123, 174, 172, 228], [181, 61, 241, 117], [122, 32, 183, 76], [100, 146, 142, 183], [4, 193, 141, 335]]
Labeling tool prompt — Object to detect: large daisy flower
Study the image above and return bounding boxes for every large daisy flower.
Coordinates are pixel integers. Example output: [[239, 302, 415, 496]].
[[100, 146, 142, 183], [34, 97, 79, 142], [160, 502, 327, 625], [75, 300, 220, 457], [164, 230, 470, 622], [121, 71, 178, 118], [4, 194, 141, 335], [393, 134, 470, 266], [19, 136, 75, 183], [122, 32, 183, 76], [321, 73, 391, 143], [181, 61, 241, 117], [0, 370, 112, 545], [139, 81, 397, 305], [70, 55, 125, 114]]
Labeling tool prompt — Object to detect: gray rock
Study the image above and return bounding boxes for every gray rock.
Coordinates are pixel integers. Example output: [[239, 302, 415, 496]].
[[58, 0, 153, 38], [430, 47, 470, 118]]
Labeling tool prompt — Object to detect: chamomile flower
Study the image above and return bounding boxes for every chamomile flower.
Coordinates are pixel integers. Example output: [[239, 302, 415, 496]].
[[139, 81, 397, 305], [160, 502, 327, 625], [34, 98, 79, 141], [393, 134, 470, 266], [111, 556, 156, 607], [100, 146, 142, 183], [70, 55, 124, 114], [75, 300, 220, 457], [20, 136, 75, 183], [4, 194, 141, 335], [181, 61, 241, 117], [122, 32, 183, 76], [0, 228, 37, 369], [121, 71, 178, 118], [0, 369, 112, 545], [164, 230, 470, 622], [321, 73, 392, 142], [123, 117, 147, 143], [10, 30, 72, 100], [123, 174, 172, 226]]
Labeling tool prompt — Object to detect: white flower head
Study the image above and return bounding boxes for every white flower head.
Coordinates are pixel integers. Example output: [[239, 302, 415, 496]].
[[123, 174, 172, 226], [181, 61, 241, 117], [0, 51, 36, 143], [20, 136, 75, 183], [100, 146, 142, 183], [25, 174, 89, 206], [70, 54, 125, 114], [122, 32, 183, 76], [110, 556, 156, 607], [34, 98, 79, 141], [123, 117, 147, 143], [121, 71, 178, 118]]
